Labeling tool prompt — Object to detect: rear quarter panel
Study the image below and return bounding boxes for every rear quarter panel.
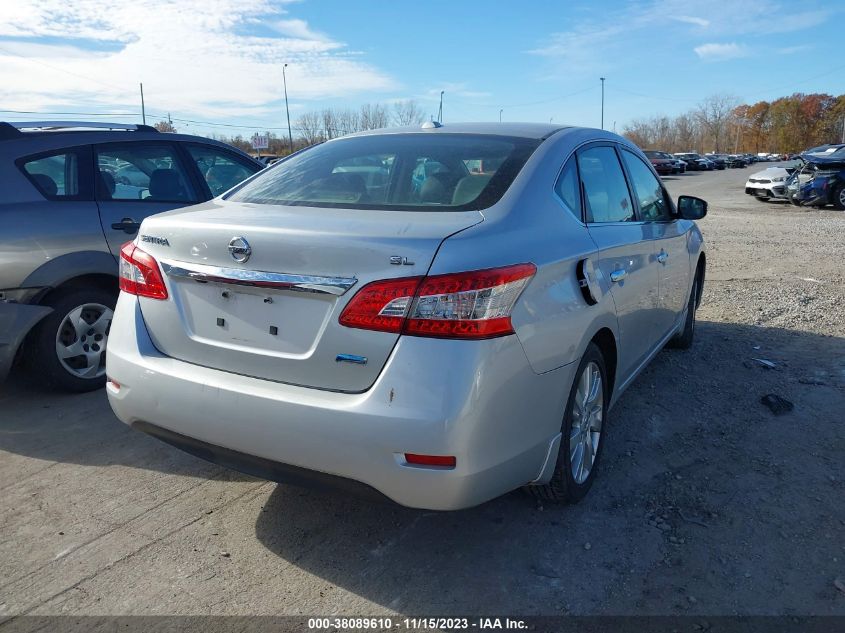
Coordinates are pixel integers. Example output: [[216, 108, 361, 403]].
[[430, 128, 620, 376]]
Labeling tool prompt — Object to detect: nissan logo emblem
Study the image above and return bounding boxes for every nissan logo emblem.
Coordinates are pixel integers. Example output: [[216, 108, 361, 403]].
[[228, 236, 252, 263]]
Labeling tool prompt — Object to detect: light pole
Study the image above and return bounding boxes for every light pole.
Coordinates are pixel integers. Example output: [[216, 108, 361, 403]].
[[600, 77, 605, 130], [282, 63, 293, 153], [499, 109, 503, 123], [139, 83, 146, 125], [438, 91, 444, 122]]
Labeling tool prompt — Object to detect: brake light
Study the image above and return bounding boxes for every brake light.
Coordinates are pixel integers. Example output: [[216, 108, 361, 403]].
[[119, 242, 168, 300], [339, 263, 535, 339]]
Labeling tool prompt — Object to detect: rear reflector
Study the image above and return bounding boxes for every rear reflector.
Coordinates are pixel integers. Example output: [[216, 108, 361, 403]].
[[339, 263, 535, 339], [404, 453, 456, 468], [119, 242, 168, 300]]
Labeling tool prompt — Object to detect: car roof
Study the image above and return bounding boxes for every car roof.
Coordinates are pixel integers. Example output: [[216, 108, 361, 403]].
[[0, 121, 260, 163], [343, 122, 569, 141]]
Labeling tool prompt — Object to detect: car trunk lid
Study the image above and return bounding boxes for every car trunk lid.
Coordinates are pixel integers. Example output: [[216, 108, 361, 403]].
[[134, 200, 482, 392]]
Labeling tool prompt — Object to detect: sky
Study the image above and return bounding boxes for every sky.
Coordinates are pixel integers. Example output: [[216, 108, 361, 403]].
[[1, 0, 844, 139]]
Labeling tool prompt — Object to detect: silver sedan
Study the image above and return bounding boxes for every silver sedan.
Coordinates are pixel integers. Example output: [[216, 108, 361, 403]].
[[107, 122, 707, 510]]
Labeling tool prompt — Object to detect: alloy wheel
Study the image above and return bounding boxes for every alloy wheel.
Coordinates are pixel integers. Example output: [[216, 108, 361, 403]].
[[569, 361, 604, 484], [55, 303, 113, 379]]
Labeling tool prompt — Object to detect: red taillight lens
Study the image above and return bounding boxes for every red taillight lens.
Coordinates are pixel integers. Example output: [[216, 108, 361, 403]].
[[404, 453, 456, 468], [119, 242, 168, 300], [339, 263, 536, 339], [338, 276, 422, 333]]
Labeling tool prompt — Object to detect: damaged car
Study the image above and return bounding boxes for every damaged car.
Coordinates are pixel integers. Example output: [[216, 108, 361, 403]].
[[785, 148, 845, 210]]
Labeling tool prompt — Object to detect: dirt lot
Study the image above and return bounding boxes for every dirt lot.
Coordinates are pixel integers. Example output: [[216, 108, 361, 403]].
[[1, 165, 843, 618]]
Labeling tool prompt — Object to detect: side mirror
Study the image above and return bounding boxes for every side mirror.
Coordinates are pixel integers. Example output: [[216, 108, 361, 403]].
[[677, 195, 707, 220]]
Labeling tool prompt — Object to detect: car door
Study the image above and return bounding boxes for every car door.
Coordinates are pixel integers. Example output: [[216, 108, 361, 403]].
[[619, 148, 691, 340], [11, 146, 106, 280], [578, 144, 660, 379], [183, 144, 262, 199], [94, 142, 201, 257]]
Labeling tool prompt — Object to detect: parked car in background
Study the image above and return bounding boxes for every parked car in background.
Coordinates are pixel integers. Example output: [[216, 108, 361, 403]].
[[107, 122, 708, 510], [725, 155, 748, 168], [675, 152, 711, 171], [703, 154, 725, 170], [745, 165, 795, 201], [0, 121, 263, 390], [655, 150, 685, 173], [786, 149, 845, 210], [643, 150, 675, 175], [254, 155, 280, 166]]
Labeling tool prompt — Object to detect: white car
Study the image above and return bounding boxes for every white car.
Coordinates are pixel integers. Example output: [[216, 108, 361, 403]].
[[745, 166, 791, 200]]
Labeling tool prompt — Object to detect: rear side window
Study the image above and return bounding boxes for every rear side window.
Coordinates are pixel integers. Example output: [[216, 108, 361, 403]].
[[95, 143, 197, 203], [22, 152, 80, 198], [577, 146, 635, 223], [620, 149, 672, 221], [554, 157, 582, 221], [227, 134, 540, 211], [186, 145, 261, 197]]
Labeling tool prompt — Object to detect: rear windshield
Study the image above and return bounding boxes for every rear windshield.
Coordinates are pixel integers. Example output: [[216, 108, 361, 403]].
[[226, 133, 540, 211]]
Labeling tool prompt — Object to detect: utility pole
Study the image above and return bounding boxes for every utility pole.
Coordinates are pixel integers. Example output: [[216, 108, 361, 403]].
[[499, 109, 503, 123], [438, 91, 444, 122], [282, 63, 293, 153], [841, 115, 845, 144], [600, 77, 605, 130], [139, 83, 146, 125], [734, 117, 743, 154]]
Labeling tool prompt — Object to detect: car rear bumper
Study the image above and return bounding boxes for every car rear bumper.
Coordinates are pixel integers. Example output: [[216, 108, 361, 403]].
[[106, 293, 573, 510]]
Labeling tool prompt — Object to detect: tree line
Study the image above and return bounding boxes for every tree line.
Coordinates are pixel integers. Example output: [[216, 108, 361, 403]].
[[622, 92, 845, 154], [156, 100, 428, 156], [154, 92, 845, 157]]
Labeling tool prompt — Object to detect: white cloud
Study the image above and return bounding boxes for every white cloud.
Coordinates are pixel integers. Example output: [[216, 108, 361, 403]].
[[527, 0, 835, 74], [673, 15, 710, 27], [270, 19, 330, 42], [693, 42, 749, 61], [0, 0, 396, 119]]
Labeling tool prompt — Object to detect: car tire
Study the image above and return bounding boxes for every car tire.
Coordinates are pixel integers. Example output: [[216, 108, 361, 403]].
[[527, 343, 608, 504], [26, 288, 116, 392], [832, 184, 845, 211], [668, 276, 699, 350]]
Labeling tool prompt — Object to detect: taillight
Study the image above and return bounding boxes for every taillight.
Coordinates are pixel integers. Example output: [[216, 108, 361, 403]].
[[119, 242, 168, 300], [338, 276, 422, 333], [339, 263, 535, 339]]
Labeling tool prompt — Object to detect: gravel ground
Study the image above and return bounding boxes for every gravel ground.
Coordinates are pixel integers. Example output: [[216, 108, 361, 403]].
[[0, 165, 843, 618]]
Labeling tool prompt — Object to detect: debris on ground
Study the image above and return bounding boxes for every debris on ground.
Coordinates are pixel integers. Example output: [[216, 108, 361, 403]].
[[752, 358, 777, 369], [760, 394, 794, 416]]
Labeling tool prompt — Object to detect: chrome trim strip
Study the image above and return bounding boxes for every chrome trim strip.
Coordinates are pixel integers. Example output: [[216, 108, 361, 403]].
[[159, 260, 357, 296]]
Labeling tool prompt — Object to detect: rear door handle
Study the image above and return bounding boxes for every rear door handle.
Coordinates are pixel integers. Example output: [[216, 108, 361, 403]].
[[111, 217, 141, 234], [609, 269, 627, 283], [657, 251, 669, 264]]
